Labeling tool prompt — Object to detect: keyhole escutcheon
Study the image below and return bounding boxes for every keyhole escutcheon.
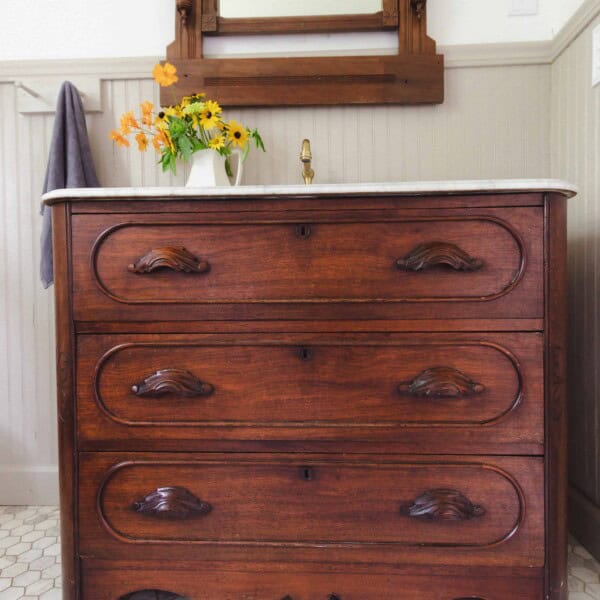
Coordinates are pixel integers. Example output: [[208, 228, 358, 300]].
[[300, 466, 314, 481], [295, 224, 312, 239]]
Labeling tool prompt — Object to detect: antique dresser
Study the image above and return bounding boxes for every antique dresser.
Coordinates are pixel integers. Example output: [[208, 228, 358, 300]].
[[44, 180, 575, 600]]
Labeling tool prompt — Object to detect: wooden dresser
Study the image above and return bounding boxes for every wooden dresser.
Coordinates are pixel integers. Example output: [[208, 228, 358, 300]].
[[44, 181, 575, 600]]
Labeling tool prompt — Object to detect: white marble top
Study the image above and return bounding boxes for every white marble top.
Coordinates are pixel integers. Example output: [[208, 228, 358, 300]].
[[43, 179, 578, 204]]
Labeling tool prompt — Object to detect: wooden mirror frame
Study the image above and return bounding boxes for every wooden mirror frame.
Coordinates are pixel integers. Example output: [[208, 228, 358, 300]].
[[164, 0, 443, 107]]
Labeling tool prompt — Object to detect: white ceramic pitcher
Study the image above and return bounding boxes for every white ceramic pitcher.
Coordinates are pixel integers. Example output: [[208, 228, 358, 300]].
[[185, 149, 244, 187]]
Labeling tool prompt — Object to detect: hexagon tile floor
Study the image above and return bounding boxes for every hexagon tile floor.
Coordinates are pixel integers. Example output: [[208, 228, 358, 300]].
[[0, 506, 599, 599]]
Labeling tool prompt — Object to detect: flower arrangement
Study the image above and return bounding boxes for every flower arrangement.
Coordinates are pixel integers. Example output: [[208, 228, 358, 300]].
[[110, 62, 265, 176]]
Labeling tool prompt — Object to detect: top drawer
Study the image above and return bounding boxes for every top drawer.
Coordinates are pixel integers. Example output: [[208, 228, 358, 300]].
[[71, 207, 543, 321]]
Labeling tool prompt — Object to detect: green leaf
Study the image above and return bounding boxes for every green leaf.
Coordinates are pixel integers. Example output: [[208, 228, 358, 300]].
[[179, 135, 193, 162], [224, 157, 233, 177], [251, 129, 266, 152], [191, 138, 208, 152], [241, 142, 251, 163]]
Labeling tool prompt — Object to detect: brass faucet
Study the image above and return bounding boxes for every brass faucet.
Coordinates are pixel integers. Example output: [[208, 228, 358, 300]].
[[300, 139, 314, 185]]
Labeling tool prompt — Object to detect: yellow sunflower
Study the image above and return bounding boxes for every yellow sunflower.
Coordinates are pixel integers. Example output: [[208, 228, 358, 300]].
[[140, 101, 154, 126], [110, 130, 130, 148], [152, 62, 179, 87], [136, 132, 149, 152], [227, 120, 248, 148], [208, 134, 225, 150], [199, 100, 222, 130]]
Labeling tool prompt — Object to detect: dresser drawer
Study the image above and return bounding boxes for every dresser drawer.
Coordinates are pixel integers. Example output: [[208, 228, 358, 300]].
[[77, 332, 543, 454], [71, 208, 543, 321], [82, 560, 544, 600], [79, 453, 544, 567]]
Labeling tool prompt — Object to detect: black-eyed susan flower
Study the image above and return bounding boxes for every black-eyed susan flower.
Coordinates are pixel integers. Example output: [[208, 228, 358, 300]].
[[209, 134, 225, 150], [200, 100, 222, 130], [227, 120, 248, 148]]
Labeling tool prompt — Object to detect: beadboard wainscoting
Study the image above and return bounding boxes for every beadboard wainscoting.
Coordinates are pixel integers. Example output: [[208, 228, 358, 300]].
[[1, 0, 599, 505], [552, 10, 600, 559], [0, 64, 550, 504]]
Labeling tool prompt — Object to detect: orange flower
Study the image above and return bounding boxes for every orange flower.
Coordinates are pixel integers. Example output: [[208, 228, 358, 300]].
[[153, 62, 179, 87], [110, 130, 130, 148], [140, 101, 154, 126], [152, 130, 174, 152], [120, 111, 139, 135], [136, 132, 149, 152]]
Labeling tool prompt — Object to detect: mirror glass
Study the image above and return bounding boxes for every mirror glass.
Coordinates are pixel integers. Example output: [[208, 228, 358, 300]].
[[219, 0, 384, 18]]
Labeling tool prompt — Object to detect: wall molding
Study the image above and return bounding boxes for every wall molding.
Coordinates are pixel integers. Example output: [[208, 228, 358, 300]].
[[552, 0, 600, 61], [443, 41, 553, 68], [0, 466, 59, 506], [0, 0, 599, 80]]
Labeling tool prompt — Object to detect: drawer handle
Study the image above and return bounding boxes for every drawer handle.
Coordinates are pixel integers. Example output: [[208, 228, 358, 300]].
[[120, 591, 188, 600], [396, 241, 483, 272], [133, 486, 212, 519], [128, 246, 210, 274], [398, 367, 485, 398], [401, 488, 485, 521], [281, 596, 340, 600], [131, 369, 214, 398]]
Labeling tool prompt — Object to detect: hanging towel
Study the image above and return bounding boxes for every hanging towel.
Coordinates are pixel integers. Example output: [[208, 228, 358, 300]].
[[40, 81, 99, 288]]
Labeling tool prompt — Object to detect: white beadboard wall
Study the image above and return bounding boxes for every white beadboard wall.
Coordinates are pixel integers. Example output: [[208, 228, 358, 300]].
[[0, 64, 552, 504], [551, 13, 600, 507]]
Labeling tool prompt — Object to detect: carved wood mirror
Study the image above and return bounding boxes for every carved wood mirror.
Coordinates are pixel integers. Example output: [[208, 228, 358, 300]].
[[164, 0, 443, 107]]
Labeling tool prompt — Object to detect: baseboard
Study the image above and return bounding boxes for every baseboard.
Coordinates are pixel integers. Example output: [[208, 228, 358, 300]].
[[569, 484, 600, 562], [0, 465, 59, 506]]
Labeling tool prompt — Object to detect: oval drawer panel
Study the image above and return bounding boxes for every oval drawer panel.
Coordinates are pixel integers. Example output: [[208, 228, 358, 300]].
[[79, 453, 544, 566], [77, 333, 543, 453], [82, 559, 544, 600], [71, 208, 543, 320]]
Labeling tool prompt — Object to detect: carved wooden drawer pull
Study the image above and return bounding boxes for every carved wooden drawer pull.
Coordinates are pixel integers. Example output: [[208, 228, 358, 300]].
[[396, 241, 483, 272], [281, 596, 340, 600], [120, 591, 188, 600], [128, 246, 210, 274], [398, 366, 485, 398], [133, 486, 212, 519], [131, 369, 214, 398], [401, 488, 485, 521]]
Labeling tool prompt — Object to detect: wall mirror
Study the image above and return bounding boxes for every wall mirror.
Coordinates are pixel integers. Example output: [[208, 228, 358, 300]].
[[219, 0, 384, 19], [164, 0, 443, 107]]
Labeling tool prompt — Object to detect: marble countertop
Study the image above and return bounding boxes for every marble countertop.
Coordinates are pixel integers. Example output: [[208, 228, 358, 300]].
[[43, 179, 578, 204]]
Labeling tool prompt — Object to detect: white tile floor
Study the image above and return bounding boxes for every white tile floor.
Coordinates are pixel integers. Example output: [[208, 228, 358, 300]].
[[0, 506, 598, 598]]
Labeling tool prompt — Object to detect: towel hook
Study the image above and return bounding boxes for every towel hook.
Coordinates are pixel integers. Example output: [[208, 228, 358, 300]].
[[15, 81, 41, 99], [14, 81, 87, 102]]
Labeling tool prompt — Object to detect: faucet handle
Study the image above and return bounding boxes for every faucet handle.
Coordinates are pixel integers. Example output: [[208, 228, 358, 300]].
[[301, 138, 312, 162], [300, 139, 314, 184]]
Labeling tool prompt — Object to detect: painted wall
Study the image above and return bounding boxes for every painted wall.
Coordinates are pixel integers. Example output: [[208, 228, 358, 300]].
[[551, 9, 600, 532], [0, 0, 577, 62], [551, 0, 587, 33]]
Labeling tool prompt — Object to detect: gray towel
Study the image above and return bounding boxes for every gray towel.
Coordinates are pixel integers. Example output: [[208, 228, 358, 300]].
[[40, 81, 99, 287]]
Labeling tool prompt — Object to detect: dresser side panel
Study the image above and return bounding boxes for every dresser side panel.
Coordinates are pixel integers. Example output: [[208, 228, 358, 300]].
[[545, 194, 568, 600], [52, 203, 79, 600]]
